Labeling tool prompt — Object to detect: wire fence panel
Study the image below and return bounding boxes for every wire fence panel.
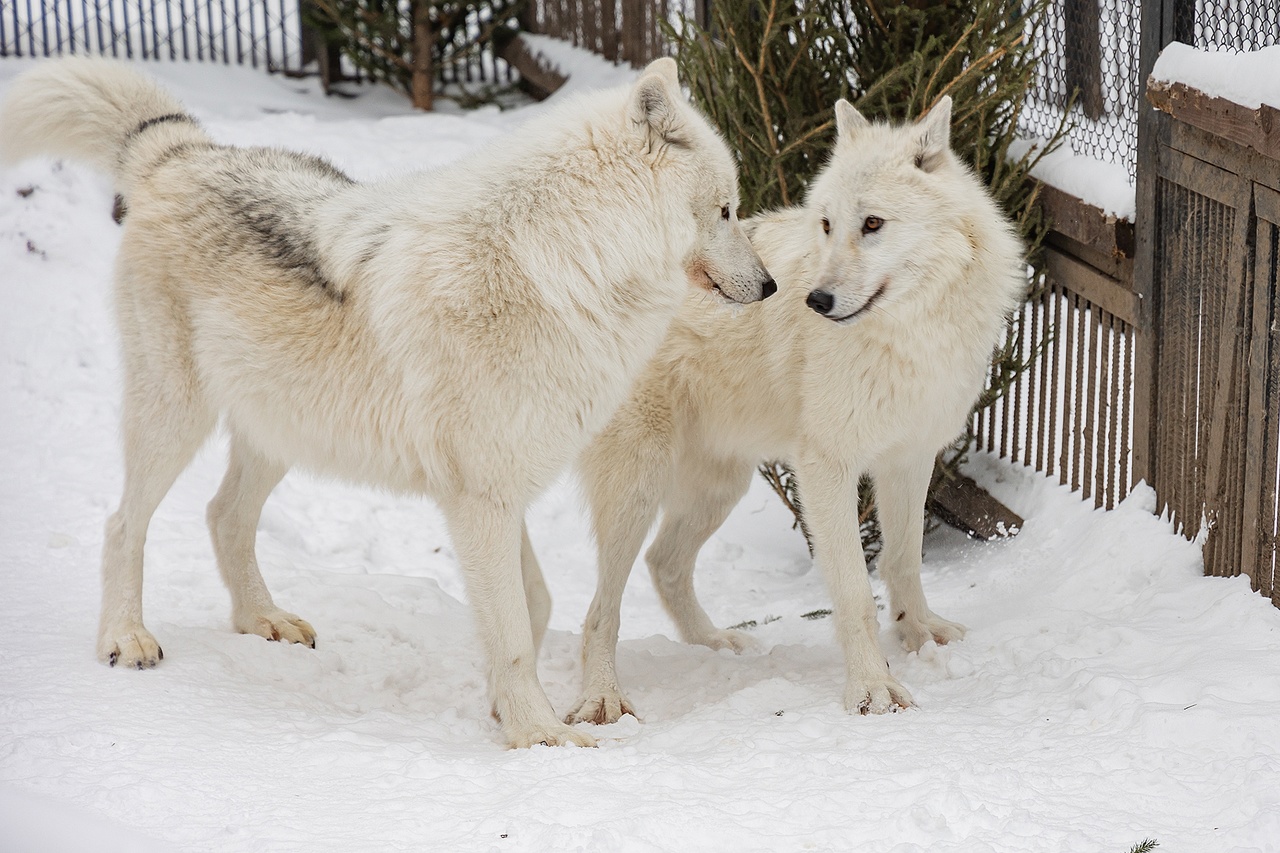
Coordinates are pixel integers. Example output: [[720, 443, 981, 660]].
[[0, 0, 305, 71], [974, 272, 1136, 512], [1020, 0, 1141, 181], [1193, 0, 1280, 51]]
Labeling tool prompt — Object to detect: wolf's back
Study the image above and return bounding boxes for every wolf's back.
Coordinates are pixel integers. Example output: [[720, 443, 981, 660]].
[[1, 58, 206, 191]]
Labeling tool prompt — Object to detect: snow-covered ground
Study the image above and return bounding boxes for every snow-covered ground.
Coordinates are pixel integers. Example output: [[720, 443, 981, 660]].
[[2, 50, 1279, 853]]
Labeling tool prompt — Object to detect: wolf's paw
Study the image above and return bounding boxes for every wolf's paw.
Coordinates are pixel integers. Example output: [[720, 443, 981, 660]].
[[505, 720, 597, 749], [897, 610, 966, 652], [236, 610, 317, 648], [844, 674, 914, 715], [98, 625, 164, 670], [564, 689, 638, 726], [692, 628, 759, 654]]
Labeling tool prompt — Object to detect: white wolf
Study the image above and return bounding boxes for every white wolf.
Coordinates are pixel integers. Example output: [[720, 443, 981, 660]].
[[567, 97, 1025, 725], [1, 57, 774, 748]]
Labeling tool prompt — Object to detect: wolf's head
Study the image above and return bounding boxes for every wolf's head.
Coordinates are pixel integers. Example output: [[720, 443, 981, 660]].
[[801, 96, 1004, 325], [626, 59, 775, 305]]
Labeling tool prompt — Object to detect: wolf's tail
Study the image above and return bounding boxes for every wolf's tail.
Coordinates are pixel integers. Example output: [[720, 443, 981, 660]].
[[1, 57, 210, 193]]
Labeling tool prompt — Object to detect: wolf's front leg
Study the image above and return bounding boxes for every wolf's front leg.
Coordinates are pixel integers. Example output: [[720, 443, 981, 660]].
[[445, 495, 594, 748], [795, 452, 913, 714], [871, 452, 966, 652]]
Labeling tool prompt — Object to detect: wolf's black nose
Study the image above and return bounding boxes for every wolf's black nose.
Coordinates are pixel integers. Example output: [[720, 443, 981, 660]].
[[762, 278, 777, 299], [806, 290, 834, 315]]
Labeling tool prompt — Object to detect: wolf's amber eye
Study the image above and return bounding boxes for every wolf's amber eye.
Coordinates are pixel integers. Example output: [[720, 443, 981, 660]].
[[863, 216, 884, 233], [721, 205, 731, 221], [821, 217, 831, 235]]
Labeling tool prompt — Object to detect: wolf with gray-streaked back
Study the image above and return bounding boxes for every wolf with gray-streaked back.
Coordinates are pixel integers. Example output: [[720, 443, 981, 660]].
[[0, 56, 775, 749], [568, 97, 1026, 725]]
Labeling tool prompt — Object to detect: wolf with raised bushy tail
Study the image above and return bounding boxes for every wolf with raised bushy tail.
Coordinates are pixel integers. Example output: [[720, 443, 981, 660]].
[[567, 97, 1025, 725], [0, 57, 774, 748]]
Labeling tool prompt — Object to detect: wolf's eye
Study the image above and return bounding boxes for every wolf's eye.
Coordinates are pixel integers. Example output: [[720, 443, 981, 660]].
[[863, 216, 884, 233], [821, 217, 831, 235], [721, 205, 731, 221]]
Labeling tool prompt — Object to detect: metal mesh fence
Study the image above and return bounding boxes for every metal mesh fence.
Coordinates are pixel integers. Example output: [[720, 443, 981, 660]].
[[1020, 0, 1280, 187], [1193, 0, 1280, 51], [1020, 0, 1141, 182]]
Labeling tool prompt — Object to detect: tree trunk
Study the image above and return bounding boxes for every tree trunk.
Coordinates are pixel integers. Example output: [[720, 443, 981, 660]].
[[412, 2, 434, 111]]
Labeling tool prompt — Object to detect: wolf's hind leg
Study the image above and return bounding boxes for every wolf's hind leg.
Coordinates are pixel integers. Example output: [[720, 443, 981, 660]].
[[565, 405, 675, 726], [99, 313, 216, 668], [646, 453, 756, 654], [207, 435, 314, 647]]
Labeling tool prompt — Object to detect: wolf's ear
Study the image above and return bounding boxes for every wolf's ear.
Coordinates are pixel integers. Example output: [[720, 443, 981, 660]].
[[642, 57, 680, 88], [629, 64, 684, 152], [914, 96, 952, 172], [835, 99, 869, 143]]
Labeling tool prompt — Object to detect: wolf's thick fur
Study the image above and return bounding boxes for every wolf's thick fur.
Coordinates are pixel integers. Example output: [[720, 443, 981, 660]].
[[567, 98, 1025, 724], [1, 57, 774, 748]]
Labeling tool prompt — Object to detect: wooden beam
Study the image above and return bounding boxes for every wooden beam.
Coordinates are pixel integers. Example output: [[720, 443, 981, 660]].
[[1038, 181, 1135, 262], [928, 473, 1024, 541], [495, 32, 569, 101], [1043, 244, 1139, 326], [1147, 78, 1280, 162]]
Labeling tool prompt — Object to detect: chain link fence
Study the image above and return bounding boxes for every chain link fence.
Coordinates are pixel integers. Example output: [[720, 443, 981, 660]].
[[1192, 0, 1280, 51], [1020, 0, 1280, 186]]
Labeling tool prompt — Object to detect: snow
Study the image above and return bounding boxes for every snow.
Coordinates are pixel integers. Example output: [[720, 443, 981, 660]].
[[520, 33, 640, 95], [1151, 43, 1280, 111], [3, 48, 1280, 853], [1010, 137, 1137, 221]]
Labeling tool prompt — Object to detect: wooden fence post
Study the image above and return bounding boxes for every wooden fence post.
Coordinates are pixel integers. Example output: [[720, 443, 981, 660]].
[[1130, 0, 1178, 490]]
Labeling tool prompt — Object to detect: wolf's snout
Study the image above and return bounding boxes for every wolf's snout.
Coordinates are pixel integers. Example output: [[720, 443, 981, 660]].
[[806, 290, 835, 315], [762, 277, 778, 299]]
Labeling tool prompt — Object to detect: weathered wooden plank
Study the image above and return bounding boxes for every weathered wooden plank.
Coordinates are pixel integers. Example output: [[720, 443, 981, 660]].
[[1129, 65, 1168, 490], [1148, 78, 1280, 162], [1059, 289, 1077, 485], [1247, 188, 1280, 595], [1156, 143, 1249, 208], [495, 32, 568, 101], [599, 0, 618, 63], [1036, 284, 1052, 474], [928, 473, 1024, 541], [1200, 179, 1250, 566], [1040, 181, 1136, 266], [1047, 282, 1064, 480], [1043, 245, 1139, 326]]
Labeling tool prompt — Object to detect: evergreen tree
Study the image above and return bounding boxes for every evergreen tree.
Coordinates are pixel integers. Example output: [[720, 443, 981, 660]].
[[305, 1, 522, 109]]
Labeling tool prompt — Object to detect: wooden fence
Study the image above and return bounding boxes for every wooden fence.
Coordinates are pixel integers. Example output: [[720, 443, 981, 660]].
[[1136, 80, 1280, 606], [519, 0, 706, 66], [976, 0, 1279, 606], [974, 186, 1138, 513]]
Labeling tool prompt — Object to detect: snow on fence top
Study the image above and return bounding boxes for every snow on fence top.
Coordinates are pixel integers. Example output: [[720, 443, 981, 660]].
[[1151, 43, 1280, 110]]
